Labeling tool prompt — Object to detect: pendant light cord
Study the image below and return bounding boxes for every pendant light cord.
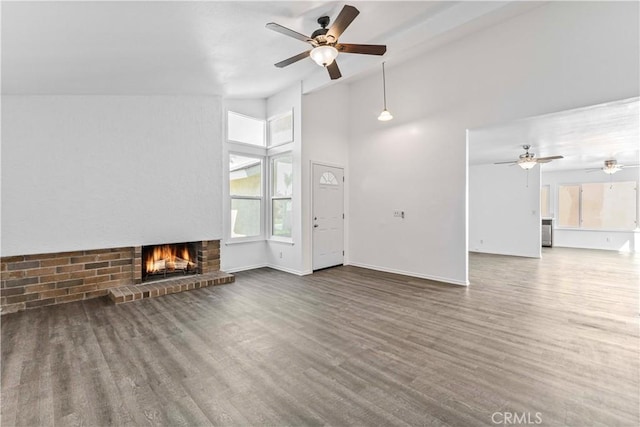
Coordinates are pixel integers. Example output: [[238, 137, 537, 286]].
[[382, 62, 387, 109]]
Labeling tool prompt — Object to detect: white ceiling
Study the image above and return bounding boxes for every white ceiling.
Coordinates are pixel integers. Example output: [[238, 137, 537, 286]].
[[1, 1, 537, 97], [469, 97, 640, 172], [3, 1, 635, 172]]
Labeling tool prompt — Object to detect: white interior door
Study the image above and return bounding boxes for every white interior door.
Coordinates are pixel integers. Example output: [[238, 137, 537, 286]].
[[312, 164, 344, 270]]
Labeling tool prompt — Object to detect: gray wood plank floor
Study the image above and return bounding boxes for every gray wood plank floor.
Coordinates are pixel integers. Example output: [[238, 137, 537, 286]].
[[2, 248, 639, 426]]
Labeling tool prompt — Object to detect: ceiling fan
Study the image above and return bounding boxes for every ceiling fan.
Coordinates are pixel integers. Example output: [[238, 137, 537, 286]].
[[266, 5, 387, 80], [586, 159, 640, 174], [494, 145, 564, 169]]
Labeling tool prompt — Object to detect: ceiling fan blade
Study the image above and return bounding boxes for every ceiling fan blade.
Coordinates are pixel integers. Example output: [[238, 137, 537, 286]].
[[336, 43, 387, 55], [494, 161, 517, 165], [274, 50, 311, 68], [327, 5, 360, 41], [266, 23, 313, 44], [623, 164, 640, 168], [327, 61, 342, 80], [585, 169, 602, 173], [535, 155, 564, 163]]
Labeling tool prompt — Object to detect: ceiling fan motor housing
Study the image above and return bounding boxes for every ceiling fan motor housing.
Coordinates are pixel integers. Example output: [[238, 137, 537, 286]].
[[311, 17, 331, 42]]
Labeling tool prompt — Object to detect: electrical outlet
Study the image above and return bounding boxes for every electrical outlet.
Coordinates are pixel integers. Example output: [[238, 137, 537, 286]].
[[393, 210, 405, 218], [279, 251, 283, 259], [480, 239, 484, 244]]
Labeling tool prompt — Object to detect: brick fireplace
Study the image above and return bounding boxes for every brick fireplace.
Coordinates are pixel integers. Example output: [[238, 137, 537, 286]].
[[1, 239, 229, 314]]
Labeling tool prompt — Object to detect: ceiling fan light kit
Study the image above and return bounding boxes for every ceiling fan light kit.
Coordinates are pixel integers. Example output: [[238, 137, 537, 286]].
[[602, 159, 622, 174], [310, 45, 339, 67], [266, 5, 387, 81], [494, 145, 564, 169], [518, 159, 537, 170], [584, 159, 640, 174], [602, 166, 620, 175]]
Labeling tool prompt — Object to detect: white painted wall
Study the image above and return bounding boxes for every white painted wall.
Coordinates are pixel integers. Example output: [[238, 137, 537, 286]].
[[301, 84, 350, 273], [1, 95, 222, 257], [469, 164, 541, 257], [542, 167, 639, 252], [346, 1, 638, 285], [266, 83, 304, 275]]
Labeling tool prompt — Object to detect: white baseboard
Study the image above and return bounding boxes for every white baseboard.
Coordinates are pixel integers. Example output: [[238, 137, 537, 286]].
[[346, 262, 469, 286], [224, 263, 312, 276], [223, 263, 268, 273], [225, 262, 465, 285], [267, 264, 312, 276]]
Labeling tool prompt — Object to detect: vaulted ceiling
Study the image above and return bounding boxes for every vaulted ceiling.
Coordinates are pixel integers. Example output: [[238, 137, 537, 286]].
[[1, 1, 538, 97], [3, 1, 637, 173]]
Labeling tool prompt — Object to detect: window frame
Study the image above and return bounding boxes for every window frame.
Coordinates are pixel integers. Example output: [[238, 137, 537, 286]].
[[267, 109, 294, 148], [269, 152, 294, 242], [557, 183, 581, 229], [227, 111, 266, 148], [228, 152, 265, 242], [541, 184, 551, 218], [225, 108, 296, 245], [556, 181, 638, 231]]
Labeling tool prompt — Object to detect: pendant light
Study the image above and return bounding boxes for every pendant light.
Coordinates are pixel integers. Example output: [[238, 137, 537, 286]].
[[378, 62, 393, 121]]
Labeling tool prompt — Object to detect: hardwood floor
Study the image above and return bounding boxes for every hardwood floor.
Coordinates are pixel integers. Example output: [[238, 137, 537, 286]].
[[2, 248, 638, 426]]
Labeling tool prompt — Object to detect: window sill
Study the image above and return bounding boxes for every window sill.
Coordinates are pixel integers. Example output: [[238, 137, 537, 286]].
[[225, 238, 266, 246], [269, 238, 294, 245]]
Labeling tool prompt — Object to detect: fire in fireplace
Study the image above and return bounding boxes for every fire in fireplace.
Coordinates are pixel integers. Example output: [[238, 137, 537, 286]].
[[142, 242, 197, 281]]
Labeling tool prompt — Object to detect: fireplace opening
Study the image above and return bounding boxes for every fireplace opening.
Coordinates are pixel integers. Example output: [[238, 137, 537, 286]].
[[142, 242, 197, 282]]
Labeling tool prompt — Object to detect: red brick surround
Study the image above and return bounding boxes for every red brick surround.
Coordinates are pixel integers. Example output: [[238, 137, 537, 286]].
[[1, 240, 221, 314]]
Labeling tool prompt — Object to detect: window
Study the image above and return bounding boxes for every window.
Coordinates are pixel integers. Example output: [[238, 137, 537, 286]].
[[268, 110, 293, 147], [541, 185, 550, 218], [582, 182, 637, 230], [228, 111, 265, 146], [271, 155, 293, 238], [558, 182, 637, 230], [320, 172, 339, 186], [229, 154, 263, 239], [226, 109, 296, 243], [558, 185, 580, 227]]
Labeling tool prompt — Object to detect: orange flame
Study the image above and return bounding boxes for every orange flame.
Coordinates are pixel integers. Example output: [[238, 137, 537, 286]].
[[145, 245, 194, 274]]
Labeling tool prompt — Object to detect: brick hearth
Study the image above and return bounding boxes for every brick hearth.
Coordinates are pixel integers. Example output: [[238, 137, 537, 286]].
[[108, 271, 234, 304], [1, 240, 232, 314]]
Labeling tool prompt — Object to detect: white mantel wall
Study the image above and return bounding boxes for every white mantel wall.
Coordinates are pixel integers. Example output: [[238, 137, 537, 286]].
[[1, 95, 222, 256], [346, 1, 638, 285]]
